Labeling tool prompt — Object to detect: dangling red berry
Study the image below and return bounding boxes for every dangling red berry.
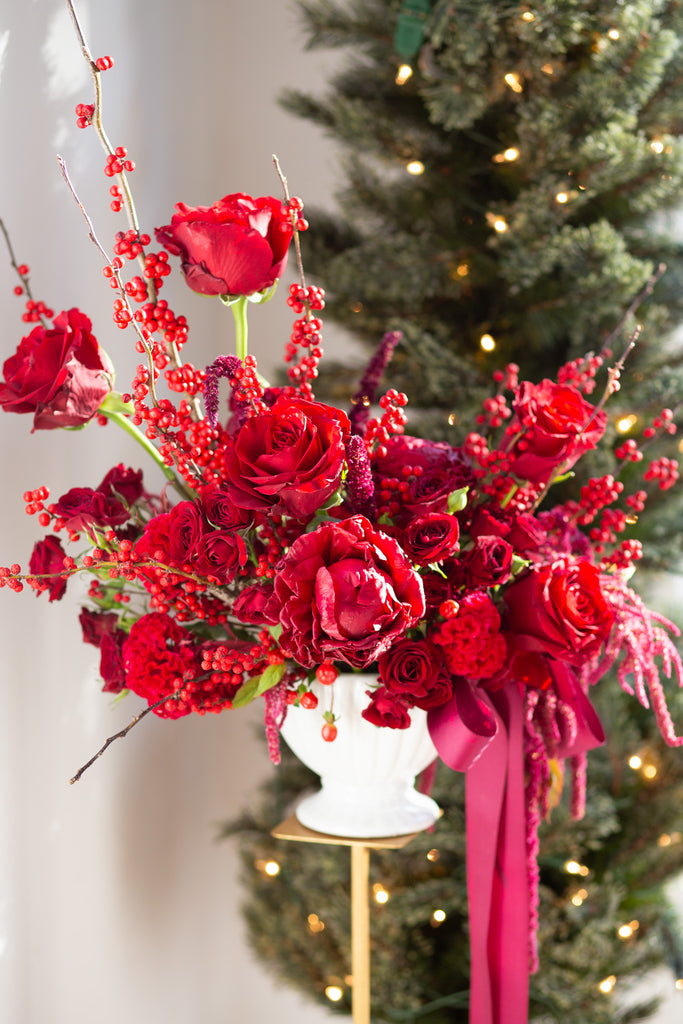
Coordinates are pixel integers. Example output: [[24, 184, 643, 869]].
[[315, 661, 338, 685]]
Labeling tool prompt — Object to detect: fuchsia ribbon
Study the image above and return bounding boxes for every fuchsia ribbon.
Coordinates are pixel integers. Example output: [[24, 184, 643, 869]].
[[428, 673, 604, 1024]]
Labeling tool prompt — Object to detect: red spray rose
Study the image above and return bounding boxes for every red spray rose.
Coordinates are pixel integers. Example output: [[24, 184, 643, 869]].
[[361, 688, 412, 729], [223, 396, 350, 519], [52, 486, 129, 531], [401, 512, 460, 566], [266, 515, 425, 669], [195, 529, 248, 584], [461, 534, 514, 588], [166, 500, 206, 564], [29, 536, 68, 601], [199, 483, 252, 530], [378, 638, 445, 702], [97, 464, 143, 507], [503, 558, 614, 666], [508, 379, 607, 484], [155, 193, 293, 297], [0, 308, 112, 430]]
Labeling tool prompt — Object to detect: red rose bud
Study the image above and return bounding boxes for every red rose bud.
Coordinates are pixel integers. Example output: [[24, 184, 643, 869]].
[[508, 379, 607, 484], [461, 534, 514, 588], [0, 308, 112, 430], [155, 193, 294, 298], [223, 396, 350, 519], [503, 558, 614, 666]]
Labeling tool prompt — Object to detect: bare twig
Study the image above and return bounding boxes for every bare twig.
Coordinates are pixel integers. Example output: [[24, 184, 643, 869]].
[[600, 262, 667, 354], [69, 691, 183, 784]]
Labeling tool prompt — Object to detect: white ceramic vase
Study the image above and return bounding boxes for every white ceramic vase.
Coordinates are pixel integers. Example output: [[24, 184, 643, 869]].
[[280, 673, 440, 838]]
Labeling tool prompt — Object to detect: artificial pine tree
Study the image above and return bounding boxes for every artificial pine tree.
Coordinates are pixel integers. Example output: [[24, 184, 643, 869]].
[[226, 2, 683, 1020]]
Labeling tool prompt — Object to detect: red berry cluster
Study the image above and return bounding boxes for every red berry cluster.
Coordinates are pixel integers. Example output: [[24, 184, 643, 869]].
[[557, 351, 609, 395], [492, 362, 519, 391], [22, 298, 54, 323], [376, 463, 422, 518], [285, 283, 325, 398], [286, 195, 308, 233], [134, 300, 189, 360], [142, 250, 171, 292], [113, 229, 151, 261], [475, 393, 511, 430], [574, 474, 624, 526], [644, 456, 680, 490], [229, 354, 265, 409], [75, 102, 94, 129], [104, 147, 135, 177], [364, 389, 408, 453]]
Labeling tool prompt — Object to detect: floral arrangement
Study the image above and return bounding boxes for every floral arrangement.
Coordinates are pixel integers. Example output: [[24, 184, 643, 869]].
[[1, 5, 682, 1023]]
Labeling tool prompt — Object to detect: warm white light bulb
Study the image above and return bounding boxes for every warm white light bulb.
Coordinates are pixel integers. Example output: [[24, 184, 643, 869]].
[[325, 986, 344, 1002], [406, 160, 425, 175], [395, 64, 413, 85], [264, 860, 280, 876], [599, 975, 617, 994], [480, 334, 496, 352], [504, 72, 523, 93]]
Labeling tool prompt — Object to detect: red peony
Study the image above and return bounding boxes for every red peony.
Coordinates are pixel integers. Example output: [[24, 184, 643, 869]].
[[508, 379, 607, 484], [266, 515, 425, 669], [431, 591, 507, 679], [223, 396, 350, 519], [0, 308, 112, 430], [155, 193, 293, 297], [503, 558, 614, 666], [29, 535, 68, 601], [373, 435, 473, 520]]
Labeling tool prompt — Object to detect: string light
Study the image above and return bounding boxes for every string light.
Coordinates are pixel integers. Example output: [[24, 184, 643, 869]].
[[555, 192, 569, 204], [521, 10, 535, 21], [571, 888, 588, 906], [628, 754, 642, 770], [504, 72, 523, 93], [675, 979, 683, 990], [373, 883, 390, 904], [426, 849, 440, 862], [599, 975, 617, 994], [351, 301, 363, 313], [395, 63, 413, 85], [565, 860, 589, 876], [607, 28, 620, 40], [617, 920, 639, 939], [406, 160, 425, 175], [643, 763, 658, 779], [486, 212, 508, 233], [480, 333, 496, 352], [541, 63, 554, 74], [651, 138, 664, 154], [431, 909, 447, 926], [308, 913, 325, 934], [493, 147, 520, 163], [616, 413, 638, 433], [254, 857, 281, 876], [325, 985, 344, 1002]]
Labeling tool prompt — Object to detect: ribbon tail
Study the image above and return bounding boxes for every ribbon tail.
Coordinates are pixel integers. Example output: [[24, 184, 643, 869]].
[[466, 686, 529, 1024]]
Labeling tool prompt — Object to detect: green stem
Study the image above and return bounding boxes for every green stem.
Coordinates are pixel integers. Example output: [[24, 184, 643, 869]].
[[99, 405, 194, 500], [231, 295, 249, 363]]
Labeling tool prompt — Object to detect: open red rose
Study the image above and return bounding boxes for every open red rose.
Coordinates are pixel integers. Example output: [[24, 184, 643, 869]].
[[461, 534, 514, 588], [266, 515, 425, 669], [503, 558, 614, 665], [195, 529, 248, 584], [0, 308, 112, 430], [508, 380, 607, 484], [52, 486, 129, 532], [155, 193, 293, 297], [223, 396, 350, 519]]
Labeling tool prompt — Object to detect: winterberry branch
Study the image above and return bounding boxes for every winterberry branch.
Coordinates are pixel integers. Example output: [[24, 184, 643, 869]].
[[0, 218, 51, 328], [69, 690, 184, 784], [599, 262, 667, 355]]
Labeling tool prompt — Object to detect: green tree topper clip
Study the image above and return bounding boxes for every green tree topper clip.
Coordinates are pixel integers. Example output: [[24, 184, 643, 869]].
[[393, 0, 432, 59]]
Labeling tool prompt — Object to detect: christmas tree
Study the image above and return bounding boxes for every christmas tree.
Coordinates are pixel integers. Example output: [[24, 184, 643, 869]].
[[226, 2, 683, 1021]]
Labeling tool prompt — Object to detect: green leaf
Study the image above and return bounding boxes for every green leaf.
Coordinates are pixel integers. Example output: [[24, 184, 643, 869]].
[[447, 486, 469, 514], [231, 662, 286, 709]]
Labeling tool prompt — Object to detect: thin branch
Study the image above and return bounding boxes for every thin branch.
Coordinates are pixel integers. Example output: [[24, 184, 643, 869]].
[[69, 691, 183, 784], [600, 262, 667, 354], [0, 217, 49, 327]]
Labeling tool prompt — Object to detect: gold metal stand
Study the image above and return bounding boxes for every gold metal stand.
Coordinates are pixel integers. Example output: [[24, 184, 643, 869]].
[[272, 815, 425, 1024]]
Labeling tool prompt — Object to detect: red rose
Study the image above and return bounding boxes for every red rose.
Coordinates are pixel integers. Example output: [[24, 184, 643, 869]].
[[373, 435, 473, 520], [508, 380, 607, 484], [267, 515, 425, 669], [233, 583, 279, 625], [361, 688, 412, 729], [503, 558, 614, 665], [410, 673, 454, 710], [155, 193, 293, 297], [0, 308, 112, 430], [195, 529, 248, 584], [99, 631, 127, 694], [401, 512, 460, 565], [79, 608, 119, 646], [29, 536, 68, 601], [199, 483, 252, 530], [223, 396, 350, 519], [378, 638, 445, 700], [166, 501, 206, 564], [134, 511, 172, 563], [461, 534, 514, 588]]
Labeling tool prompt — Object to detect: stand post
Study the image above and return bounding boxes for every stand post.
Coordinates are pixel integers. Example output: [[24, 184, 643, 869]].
[[351, 844, 371, 1024]]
